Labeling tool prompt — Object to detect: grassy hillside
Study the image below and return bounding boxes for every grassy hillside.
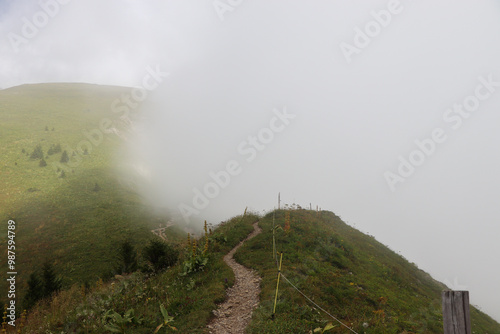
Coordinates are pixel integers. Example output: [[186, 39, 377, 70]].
[[236, 209, 500, 333], [15, 209, 500, 333], [0, 83, 184, 309], [21, 212, 259, 333]]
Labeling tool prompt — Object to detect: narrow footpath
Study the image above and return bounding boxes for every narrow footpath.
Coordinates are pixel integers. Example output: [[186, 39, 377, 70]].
[[208, 221, 262, 334]]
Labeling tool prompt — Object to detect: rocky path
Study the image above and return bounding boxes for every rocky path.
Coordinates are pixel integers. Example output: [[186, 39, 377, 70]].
[[208, 221, 262, 334]]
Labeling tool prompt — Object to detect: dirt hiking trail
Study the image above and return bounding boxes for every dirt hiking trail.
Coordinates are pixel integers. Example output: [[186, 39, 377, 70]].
[[208, 221, 262, 334]]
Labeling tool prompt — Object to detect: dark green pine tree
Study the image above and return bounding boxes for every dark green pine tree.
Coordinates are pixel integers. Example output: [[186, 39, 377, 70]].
[[60, 150, 69, 163], [93, 182, 101, 192], [118, 240, 138, 274], [23, 272, 43, 310], [30, 144, 43, 160], [41, 262, 62, 299], [143, 239, 179, 273], [39, 158, 47, 167]]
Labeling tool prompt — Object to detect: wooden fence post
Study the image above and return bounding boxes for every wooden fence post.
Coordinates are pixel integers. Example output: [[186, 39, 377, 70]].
[[442, 290, 472, 334]]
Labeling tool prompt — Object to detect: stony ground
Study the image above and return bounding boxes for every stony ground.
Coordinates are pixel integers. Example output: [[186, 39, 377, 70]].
[[208, 221, 262, 334]]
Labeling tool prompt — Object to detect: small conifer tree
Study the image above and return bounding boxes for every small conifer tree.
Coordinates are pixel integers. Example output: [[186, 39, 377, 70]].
[[23, 272, 43, 310], [30, 144, 43, 160], [143, 239, 179, 273], [60, 150, 69, 163], [41, 262, 62, 298], [118, 240, 138, 274]]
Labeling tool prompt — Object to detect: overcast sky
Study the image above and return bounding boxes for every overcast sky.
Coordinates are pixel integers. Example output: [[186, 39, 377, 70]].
[[2, 0, 500, 322]]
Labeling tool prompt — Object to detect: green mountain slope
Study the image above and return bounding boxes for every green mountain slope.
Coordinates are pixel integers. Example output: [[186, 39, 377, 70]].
[[21, 212, 259, 333], [19, 209, 500, 333], [236, 209, 500, 333], [0, 83, 184, 308]]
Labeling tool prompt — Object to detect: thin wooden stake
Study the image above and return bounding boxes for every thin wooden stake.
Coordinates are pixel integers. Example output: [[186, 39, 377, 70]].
[[273, 211, 276, 263], [273, 252, 283, 316]]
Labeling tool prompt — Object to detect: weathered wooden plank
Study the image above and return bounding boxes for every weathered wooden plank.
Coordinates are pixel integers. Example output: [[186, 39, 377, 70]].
[[442, 290, 472, 334]]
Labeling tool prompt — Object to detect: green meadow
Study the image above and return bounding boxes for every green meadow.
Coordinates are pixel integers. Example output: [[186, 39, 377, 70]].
[[0, 83, 185, 308], [16, 208, 500, 333]]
